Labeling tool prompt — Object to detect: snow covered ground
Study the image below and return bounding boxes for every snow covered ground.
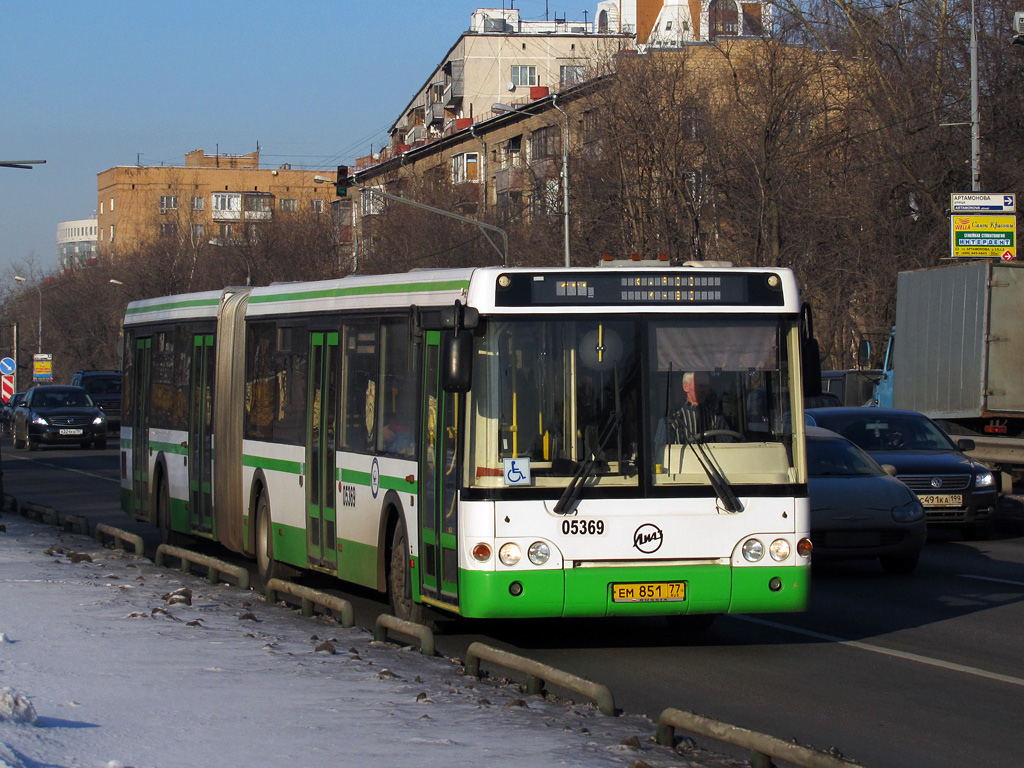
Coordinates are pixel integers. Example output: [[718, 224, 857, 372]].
[[0, 515, 732, 768]]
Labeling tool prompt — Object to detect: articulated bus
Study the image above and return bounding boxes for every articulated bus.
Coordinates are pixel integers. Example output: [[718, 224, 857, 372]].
[[121, 264, 815, 623]]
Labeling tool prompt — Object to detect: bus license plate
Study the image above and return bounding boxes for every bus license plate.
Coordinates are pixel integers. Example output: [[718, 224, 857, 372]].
[[611, 581, 686, 603], [919, 494, 963, 507], [59, 428, 83, 436]]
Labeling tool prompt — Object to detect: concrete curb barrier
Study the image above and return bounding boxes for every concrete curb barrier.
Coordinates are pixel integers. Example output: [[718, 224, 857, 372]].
[[656, 707, 860, 768], [62, 514, 90, 535], [265, 578, 353, 627], [94, 524, 145, 555], [3, 493, 17, 512], [464, 641, 616, 716], [155, 544, 250, 590], [373, 614, 435, 657], [21, 502, 58, 526]]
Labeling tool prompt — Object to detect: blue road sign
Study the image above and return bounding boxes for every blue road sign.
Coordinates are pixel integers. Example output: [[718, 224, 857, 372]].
[[0, 357, 15, 375]]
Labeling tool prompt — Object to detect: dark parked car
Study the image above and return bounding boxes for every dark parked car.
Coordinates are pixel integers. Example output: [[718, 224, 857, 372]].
[[1, 392, 25, 436], [12, 385, 108, 450], [806, 426, 926, 573], [805, 407, 998, 539], [69, 370, 121, 431]]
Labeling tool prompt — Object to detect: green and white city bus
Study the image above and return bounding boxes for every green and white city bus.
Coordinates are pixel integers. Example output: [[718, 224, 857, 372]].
[[121, 264, 815, 622]]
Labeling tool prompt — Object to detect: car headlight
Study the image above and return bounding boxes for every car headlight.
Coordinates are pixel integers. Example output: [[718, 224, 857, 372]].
[[31, 414, 48, 426], [974, 471, 995, 489], [93, 415, 106, 426], [741, 538, 764, 562], [527, 541, 550, 565], [769, 538, 791, 561], [498, 542, 522, 566], [892, 499, 925, 523]]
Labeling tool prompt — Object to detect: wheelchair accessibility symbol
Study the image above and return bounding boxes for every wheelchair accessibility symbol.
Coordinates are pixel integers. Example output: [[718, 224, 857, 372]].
[[503, 458, 531, 486]]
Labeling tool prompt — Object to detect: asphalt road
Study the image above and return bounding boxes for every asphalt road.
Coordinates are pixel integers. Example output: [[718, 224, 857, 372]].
[[4, 440, 1023, 768]]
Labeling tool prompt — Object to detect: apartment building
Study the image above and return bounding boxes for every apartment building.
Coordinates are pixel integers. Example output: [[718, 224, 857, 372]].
[[95, 150, 334, 256]]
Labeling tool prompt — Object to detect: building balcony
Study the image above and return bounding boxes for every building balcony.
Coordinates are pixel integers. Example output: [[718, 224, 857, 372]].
[[427, 101, 445, 126], [212, 210, 241, 222]]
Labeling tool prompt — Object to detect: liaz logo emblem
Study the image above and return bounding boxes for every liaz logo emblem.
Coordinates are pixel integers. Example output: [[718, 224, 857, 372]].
[[371, 458, 381, 498], [633, 523, 663, 554]]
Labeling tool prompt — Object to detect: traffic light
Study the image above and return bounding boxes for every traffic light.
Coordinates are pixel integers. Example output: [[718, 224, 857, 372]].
[[335, 165, 349, 198]]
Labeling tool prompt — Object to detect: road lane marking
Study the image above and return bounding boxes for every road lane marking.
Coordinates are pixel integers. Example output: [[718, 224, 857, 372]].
[[5, 454, 120, 483], [961, 574, 1024, 588], [736, 615, 1024, 688]]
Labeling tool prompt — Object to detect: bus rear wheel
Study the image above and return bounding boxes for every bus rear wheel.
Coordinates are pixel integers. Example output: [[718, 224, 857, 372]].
[[255, 492, 294, 587]]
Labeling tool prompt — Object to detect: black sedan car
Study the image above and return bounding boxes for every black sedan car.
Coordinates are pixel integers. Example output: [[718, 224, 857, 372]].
[[806, 426, 926, 573], [12, 385, 108, 450], [805, 407, 998, 539]]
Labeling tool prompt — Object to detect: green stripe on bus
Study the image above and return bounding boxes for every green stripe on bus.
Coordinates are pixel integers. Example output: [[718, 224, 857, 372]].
[[125, 297, 221, 315], [340, 467, 417, 493], [242, 454, 304, 475], [248, 279, 470, 305], [150, 440, 187, 456]]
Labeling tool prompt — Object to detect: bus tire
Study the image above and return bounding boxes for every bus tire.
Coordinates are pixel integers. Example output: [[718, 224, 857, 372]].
[[155, 471, 176, 546], [388, 520, 426, 625], [255, 492, 295, 587]]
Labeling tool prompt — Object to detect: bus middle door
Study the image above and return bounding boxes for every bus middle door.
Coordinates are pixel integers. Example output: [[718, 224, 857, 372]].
[[130, 337, 152, 521], [418, 331, 460, 610], [306, 331, 339, 571], [188, 333, 215, 534]]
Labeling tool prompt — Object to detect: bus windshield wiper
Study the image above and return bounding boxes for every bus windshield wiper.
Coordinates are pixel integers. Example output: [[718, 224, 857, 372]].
[[553, 407, 622, 515], [687, 434, 743, 514]]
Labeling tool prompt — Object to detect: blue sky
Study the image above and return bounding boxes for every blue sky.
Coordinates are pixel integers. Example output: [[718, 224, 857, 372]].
[[0, 0, 577, 276]]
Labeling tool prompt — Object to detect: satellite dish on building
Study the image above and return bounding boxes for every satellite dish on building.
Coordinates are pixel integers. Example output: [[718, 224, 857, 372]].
[[507, 81, 516, 92]]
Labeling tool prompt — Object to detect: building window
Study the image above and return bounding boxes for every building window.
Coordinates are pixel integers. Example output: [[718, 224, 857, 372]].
[[109, 225, 115, 241], [560, 65, 585, 88], [160, 195, 178, 212], [219, 224, 232, 240], [213, 192, 242, 213], [510, 65, 537, 87], [100, 202, 104, 215], [529, 125, 561, 160], [280, 198, 297, 212], [192, 224, 205, 239], [191, 196, 204, 211], [110, 198, 114, 212], [311, 199, 324, 213], [503, 136, 522, 169], [452, 152, 479, 183], [160, 222, 178, 238]]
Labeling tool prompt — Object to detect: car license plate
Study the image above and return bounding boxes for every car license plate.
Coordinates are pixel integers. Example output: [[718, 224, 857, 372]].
[[59, 428, 84, 436], [611, 581, 686, 603], [918, 493, 963, 507]]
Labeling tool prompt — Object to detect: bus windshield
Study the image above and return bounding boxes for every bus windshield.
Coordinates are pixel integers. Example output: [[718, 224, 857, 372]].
[[467, 315, 798, 490]]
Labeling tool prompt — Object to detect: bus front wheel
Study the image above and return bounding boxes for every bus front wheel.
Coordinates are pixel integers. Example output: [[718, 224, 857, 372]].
[[388, 521, 426, 624]]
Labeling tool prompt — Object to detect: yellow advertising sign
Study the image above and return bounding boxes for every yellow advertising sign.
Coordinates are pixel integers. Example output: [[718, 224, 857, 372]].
[[32, 354, 53, 381], [950, 214, 1016, 260]]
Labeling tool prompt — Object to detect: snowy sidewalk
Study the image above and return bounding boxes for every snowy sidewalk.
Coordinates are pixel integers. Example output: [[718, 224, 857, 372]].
[[0, 516, 727, 768]]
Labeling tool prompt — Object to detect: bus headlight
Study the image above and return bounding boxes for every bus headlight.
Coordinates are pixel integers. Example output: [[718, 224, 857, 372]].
[[527, 541, 550, 565], [741, 538, 764, 562], [769, 539, 791, 561], [498, 543, 522, 566]]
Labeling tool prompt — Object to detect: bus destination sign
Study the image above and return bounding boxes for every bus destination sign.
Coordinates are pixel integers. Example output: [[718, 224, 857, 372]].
[[494, 271, 785, 307]]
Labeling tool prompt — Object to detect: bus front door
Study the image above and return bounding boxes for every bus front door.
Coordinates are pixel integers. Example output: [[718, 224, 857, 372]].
[[306, 331, 339, 571], [418, 332, 460, 610], [188, 334, 215, 534], [131, 337, 152, 520]]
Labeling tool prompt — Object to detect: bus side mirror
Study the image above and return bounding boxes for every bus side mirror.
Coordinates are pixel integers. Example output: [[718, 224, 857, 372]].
[[857, 338, 871, 368], [442, 331, 473, 392], [801, 302, 822, 398]]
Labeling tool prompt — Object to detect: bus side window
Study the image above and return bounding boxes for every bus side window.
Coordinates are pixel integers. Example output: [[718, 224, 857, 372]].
[[341, 321, 378, 452]]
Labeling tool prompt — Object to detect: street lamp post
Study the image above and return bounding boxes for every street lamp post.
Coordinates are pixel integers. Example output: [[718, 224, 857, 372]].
[[493, 97, 571, 267], [13, 276, 42, 354]]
